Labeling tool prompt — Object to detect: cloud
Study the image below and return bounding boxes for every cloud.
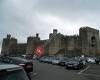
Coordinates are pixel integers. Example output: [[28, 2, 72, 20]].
[[0, 0, 38, 42], [35, 0, 100, 15], [0, 0, 100, 48], [35, 0, 100, 27]]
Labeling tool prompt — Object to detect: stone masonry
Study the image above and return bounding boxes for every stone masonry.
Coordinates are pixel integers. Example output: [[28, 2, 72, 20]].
[[1, 26, 100, 56]]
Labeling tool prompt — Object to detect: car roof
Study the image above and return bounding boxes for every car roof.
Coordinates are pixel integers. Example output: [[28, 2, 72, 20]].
[[0, 63, 21, 70], [1, 56, 30, 62], [9, 57, 29, 61]]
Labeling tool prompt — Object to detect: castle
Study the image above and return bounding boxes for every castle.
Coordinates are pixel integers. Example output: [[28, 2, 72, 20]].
[[1, 26, 100, 57]]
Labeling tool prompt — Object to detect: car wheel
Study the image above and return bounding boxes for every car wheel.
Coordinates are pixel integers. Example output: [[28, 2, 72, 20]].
[[61, 63, 65, 66], [65, 66, 68, 69], [77, 65, 82, 69], [81, 65, 84, 69], [96, 61, 99, 64]]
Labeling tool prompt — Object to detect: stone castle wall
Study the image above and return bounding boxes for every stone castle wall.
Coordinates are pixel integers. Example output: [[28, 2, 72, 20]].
[[1, 26, 100, 56], [79, 27, 100, 56], [1, 34, 26, 56]]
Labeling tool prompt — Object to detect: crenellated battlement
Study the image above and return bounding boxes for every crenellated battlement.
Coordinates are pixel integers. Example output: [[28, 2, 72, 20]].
[[1, 26, 100, 56]]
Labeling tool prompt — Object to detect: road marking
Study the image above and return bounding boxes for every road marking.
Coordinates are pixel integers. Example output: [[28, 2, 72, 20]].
[[88, 69, 100, 71], [78, 66, 90, 75], [33, 72, 38, 76], [29, 72, 38, 76], [82, 73, 100, 76]]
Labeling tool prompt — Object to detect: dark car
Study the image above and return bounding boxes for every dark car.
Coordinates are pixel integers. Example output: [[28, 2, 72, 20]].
[[39, 56, 47, 62], [0, 56, 33, 73], [39, 56, 55, 64], [58, 57, 69, 66], [65, 58, 86, 69], [95, 57, 100, 64], [0, 63, 30, 80]]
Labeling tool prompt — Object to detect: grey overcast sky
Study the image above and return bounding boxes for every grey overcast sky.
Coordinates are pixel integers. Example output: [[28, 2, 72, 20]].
[[0, 0, 100, 52]]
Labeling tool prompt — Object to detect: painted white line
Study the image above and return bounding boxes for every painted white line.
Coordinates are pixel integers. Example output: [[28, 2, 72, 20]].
[[88, 69, 100, 71], [82, 73, 100, 76], [33, 72, 38, 76], [78, 66, 90, 75], [29, 72, 38, 76]]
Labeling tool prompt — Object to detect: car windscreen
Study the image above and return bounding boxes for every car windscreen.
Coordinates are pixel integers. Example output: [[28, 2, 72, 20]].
[[68, 58, 79, 62], [63, 57, 69, 61], [54, 57, 60, 60], [9, 57, 32, 64], [11, 57, 29, 62], [0, 69, 29, 80]]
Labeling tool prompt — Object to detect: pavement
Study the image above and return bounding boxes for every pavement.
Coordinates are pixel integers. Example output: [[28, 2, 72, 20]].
[[31, 61, 100, 80]]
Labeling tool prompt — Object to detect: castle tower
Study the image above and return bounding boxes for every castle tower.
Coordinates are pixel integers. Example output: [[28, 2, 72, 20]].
[[53, 29, 57, 35], [26, 36, 35, 55], [8, 37, 17, 55], [48, 29, 64, 55], [1, 34, 11, 55], [79, 27, 100, 56], [26, 33, 41, 56], [1, 34, 17, 55], [7, 34, 11, 39]]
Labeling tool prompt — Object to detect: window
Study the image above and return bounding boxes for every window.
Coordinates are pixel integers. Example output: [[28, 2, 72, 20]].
[[0, 69, 29, 80], [91, 36, 96, 47]]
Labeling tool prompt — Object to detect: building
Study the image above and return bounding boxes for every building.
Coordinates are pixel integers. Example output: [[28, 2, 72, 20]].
[[1, 34, 27, 56], [79, 27, 100, 56], [1, 26, 100, 56]]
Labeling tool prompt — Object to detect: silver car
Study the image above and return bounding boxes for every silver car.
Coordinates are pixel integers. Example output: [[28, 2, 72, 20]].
[[65, 58, 86, 69], [52, 57, 62, 64], [0, 63, 30, 80]]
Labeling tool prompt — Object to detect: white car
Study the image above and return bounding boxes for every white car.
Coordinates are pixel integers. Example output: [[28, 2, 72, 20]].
[[87, 57, 96, 63], [51, 57, 61, 64]]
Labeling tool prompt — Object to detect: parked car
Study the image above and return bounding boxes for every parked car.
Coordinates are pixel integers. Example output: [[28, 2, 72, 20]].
[[39, 56, 53, 63], [95, 57, 100, 64], [47, 56, 54, 63], [0, 56, 33, 73], [0, 63, 31, 80], [86, 57, 96, 63], [65, 58, 86, 69], [43, 56, 50, 62], [58, 57, 69, 66], [51, 57, 62, 65], [39, 56, 47, 62]]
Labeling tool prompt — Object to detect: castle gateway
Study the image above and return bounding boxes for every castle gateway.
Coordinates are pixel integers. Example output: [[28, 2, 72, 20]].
[[1, 27, 100, 56]]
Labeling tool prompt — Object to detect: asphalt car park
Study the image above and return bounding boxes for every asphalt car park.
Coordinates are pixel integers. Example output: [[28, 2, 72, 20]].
[[31, 60, 100, 80], [1, 56, 100, 80], [78, 63, 100, 80]]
